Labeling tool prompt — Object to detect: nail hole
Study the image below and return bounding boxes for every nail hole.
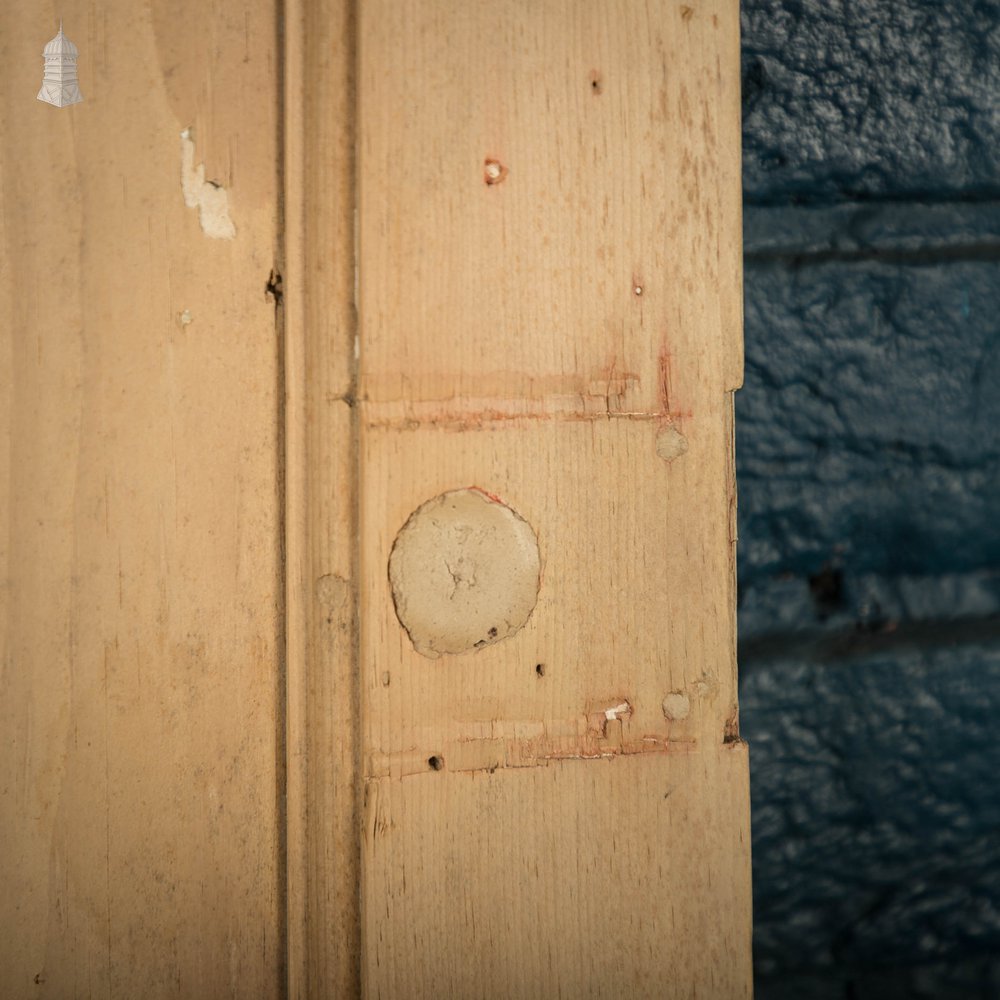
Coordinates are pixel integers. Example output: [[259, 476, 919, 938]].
[[428, 755, 444, 771], [484, 158, 508, 185], [589, 71, 603, 94], [535, 663, 545, 677]]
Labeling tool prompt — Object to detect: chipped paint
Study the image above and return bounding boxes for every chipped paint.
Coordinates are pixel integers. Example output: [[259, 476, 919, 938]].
[[180, 128, 236, 240], [604, 702, 632, 722], [586, 698, 635, 738]]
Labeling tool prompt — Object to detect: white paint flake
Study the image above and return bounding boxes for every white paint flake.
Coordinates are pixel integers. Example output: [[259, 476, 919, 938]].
[[180, 128, 236, 240], [604, 702, 632, 722]]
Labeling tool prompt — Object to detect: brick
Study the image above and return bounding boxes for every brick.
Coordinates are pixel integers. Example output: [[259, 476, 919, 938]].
[[742, 643, 1000, 982], [742, 0, 1000, 202], [737, 253, 1000, 635]]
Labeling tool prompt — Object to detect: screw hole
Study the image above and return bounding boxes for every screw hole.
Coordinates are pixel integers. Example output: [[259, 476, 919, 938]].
[[428, 755, 444, 771], [535, 663, 545, 677]]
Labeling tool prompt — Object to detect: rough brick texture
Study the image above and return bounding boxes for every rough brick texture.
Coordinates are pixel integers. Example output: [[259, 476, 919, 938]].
[[738, 1, 1000, 996], [739, 243, 1000, 638], [742, 0, 1000, 203], [743, 642, 1000, 999]]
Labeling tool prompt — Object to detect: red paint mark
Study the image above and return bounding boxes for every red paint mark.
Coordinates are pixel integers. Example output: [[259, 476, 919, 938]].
[[368, 407, 695, 433], [468, 485, 507, 506]]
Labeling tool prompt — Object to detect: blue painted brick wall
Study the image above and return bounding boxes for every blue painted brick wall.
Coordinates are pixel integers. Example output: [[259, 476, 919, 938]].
[[742, 0, 1000, 202], [738, 1, 1000, 995]]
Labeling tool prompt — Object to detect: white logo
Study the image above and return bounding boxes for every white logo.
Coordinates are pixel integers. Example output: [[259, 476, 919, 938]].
[[38, 21, 83, 108]]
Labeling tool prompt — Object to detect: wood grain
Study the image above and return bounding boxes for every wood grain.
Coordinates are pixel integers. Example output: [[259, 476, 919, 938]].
[[361, 414, 738, 774], [354, 0, 750, 995], [0, 3, 283, 996], [2, 1, 750, 993], [357, 0, 743, 406], [364, 746, 750, 1000]]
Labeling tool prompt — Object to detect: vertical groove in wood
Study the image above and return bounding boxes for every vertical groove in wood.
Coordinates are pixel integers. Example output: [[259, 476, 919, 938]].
[[284, 0, 361, 996], [284, 4, 307, 992]]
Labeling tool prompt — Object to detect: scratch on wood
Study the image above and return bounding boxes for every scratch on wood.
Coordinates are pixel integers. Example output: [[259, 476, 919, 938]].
[[366, 705, 701, 780], [364, 404, 692, 432], [658, 344, 674, 412]]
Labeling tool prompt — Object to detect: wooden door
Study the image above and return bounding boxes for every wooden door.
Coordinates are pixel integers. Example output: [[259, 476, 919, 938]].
[[286, 0, 751, 996], [1, 2, 284, 997], [2, 2, 750, 997]]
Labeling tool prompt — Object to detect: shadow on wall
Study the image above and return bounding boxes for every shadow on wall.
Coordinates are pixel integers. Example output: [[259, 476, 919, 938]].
[[737, 1, 1000, 997]]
